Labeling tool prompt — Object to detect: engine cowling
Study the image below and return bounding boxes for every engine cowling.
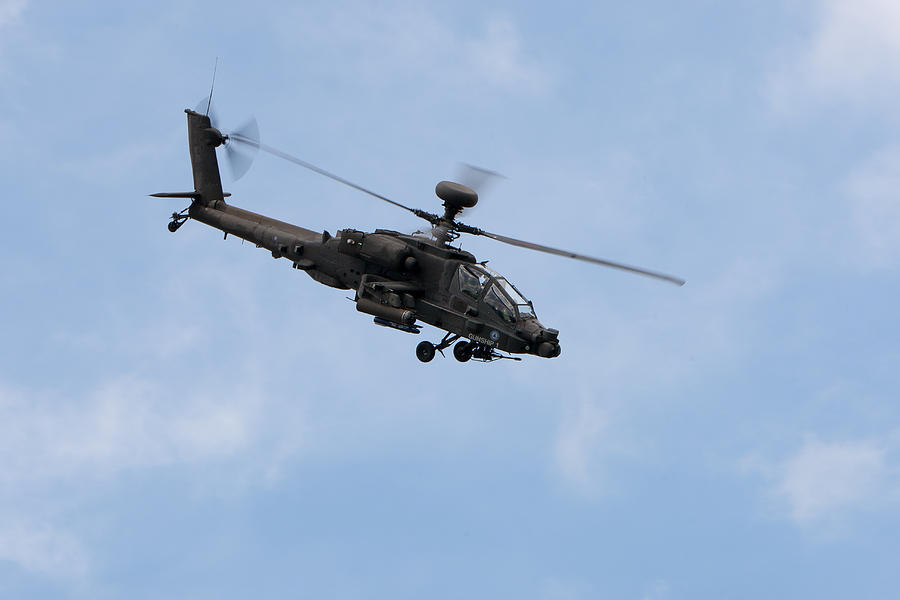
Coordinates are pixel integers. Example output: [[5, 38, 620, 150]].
[[339, 230, 413, 271]]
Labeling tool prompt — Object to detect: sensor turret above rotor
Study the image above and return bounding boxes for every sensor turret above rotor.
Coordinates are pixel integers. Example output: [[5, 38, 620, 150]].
[[435, 181, 478, 209]]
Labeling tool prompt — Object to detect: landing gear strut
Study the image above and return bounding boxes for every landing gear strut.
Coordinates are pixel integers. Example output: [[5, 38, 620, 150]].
[[415, 332, 461, 363]]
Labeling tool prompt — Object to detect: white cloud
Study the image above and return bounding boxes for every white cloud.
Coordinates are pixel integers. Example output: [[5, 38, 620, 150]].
[[770, 0, 900, 108], [0, 521, 89, 579], [641, 580, 670, 600], [539, 577, 588, 600], [0, 377, 254, 486], [462, 17, 551, 95], [844, 146, 900, 268], [0, 0, 27, 28], [0, 0, 27, 74], [778, 438, 887, 523], [62, 137, 181, 188], [281, 7, 553, 96], [0, 373, 261, 578], [549, 256, 781, 494], [554, 394, 613, 493], [747, 435, 900, 528]]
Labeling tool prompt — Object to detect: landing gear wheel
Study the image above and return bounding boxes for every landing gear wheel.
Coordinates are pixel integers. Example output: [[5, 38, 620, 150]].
[[416, 341, 436, 363], [453, 341, 472, 362], [168, 212, 187, 233]]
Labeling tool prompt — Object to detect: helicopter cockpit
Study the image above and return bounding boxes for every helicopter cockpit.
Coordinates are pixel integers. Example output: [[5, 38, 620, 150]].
[[453, 264, 537, 324]]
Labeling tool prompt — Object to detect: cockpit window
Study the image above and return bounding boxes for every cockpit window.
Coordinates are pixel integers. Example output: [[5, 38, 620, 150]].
[[457, 265, 489, 299], [494, 276, 535, 319], [495, 277, 525, 304], [485, 284, 516, 323], [455, 263, 538, 321]]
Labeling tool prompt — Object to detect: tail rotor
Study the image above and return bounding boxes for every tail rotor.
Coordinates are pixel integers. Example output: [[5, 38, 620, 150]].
[[194, 95, 260, 181]]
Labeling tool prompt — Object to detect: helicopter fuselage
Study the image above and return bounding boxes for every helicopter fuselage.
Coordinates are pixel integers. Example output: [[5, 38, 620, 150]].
[[186, 199, 562, 360]]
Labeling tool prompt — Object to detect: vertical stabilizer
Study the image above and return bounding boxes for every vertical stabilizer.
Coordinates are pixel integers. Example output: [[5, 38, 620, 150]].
[[185, 109, 226, 207]]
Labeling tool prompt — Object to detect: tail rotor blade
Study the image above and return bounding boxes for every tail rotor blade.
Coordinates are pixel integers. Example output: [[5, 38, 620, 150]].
[[231, 116, 259, 147], [194, 96, 219, 127], [225, 144, 255, 181], [225, 117, 259, 181]]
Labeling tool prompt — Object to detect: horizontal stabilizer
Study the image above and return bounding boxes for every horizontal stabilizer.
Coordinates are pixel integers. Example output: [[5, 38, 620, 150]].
[[150, 192, 231, 199]]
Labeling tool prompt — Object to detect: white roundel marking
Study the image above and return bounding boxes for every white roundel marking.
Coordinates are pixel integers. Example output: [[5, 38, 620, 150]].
[[489, 330, 500, 342]]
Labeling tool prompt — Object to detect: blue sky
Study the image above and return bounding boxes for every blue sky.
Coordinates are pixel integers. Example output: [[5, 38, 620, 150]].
[[1, 1, 899, 598]]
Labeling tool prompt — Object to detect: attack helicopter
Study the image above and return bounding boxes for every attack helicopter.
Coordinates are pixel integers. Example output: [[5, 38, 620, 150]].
[[153, 104, 684, 363]]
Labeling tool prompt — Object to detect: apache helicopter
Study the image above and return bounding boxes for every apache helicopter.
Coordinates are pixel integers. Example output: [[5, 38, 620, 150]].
[[153, 105, 684, 363]]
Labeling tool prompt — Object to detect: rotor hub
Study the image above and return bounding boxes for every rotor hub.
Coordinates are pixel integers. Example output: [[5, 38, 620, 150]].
[[202, 126, 226, 147]]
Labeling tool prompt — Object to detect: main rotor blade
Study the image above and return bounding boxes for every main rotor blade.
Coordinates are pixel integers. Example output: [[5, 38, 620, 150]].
[[230, 134, 421, 216], [473, 228, 686, 286], [456, 162, 505, 195]]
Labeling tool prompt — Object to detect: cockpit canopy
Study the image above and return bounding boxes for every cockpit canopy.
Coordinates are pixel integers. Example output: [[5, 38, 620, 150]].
[[453, 264, 537, 324]]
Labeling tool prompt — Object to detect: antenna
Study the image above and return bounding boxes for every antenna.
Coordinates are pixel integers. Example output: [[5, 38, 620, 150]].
[[205, 57, 218, 117]]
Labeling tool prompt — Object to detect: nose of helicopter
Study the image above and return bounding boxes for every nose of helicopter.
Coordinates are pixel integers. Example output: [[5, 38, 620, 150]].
[[537, 341, 561, 358], [518, 319, 561, 357], [531, 326, 561, 358]]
